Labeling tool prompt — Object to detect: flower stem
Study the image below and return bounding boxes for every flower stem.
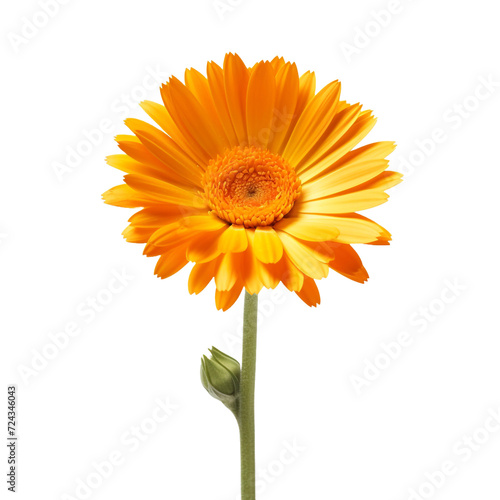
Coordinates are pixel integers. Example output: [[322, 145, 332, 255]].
[[238, 291, 258, 500]]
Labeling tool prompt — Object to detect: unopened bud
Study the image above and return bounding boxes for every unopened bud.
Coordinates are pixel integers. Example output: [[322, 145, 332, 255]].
[[200, 346, 241, 415]]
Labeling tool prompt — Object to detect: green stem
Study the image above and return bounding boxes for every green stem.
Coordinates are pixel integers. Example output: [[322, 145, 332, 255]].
[[238, 291, 258, 500]]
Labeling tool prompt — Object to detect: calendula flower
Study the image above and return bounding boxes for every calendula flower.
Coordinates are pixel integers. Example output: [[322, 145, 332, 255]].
[[103, 53, 401, 310]]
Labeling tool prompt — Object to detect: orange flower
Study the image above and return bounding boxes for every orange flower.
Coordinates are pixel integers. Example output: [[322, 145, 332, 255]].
[[103, 54, 401, 310]]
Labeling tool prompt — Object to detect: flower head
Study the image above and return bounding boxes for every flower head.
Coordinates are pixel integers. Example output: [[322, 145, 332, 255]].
[[103, 54, 401, 310]]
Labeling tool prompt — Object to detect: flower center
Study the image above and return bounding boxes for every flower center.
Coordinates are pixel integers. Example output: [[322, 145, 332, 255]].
[[203, 146, 301, 228]]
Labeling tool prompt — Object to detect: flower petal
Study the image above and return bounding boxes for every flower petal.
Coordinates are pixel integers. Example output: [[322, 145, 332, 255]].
[[280, 256, 305, 291], [117, 136, 167, 171], [215, 253, 239, 291], [266, 255, 304, 291], [185, 67, 231, 148], [298, 110, 377, 183], [253, 227, 284, 264], [275, 70, 317, 155], [160, 84, 210, 164], [270, 56, 286, 74], [281, 214, 387, 244], [241, 231, 265, 294], [124, 174, 206, 208], [125, 118, 203, 186], [129, 206, 205, 228], [154, 244, 190, 279], [326, 243, 369, 283], [357, 171, 403, 192], [206, 61, 239, 146], [311, 170, 403, 201], [140, 100, 206, 166], [267, 62, 300, 154], [301, 159, 390, 200], [295, 103, 362, 174], [148, 215, 226, 247], [122, 225, 157, 243], [218, 225, 248, 253], [186, 227, 227, 263], [215, 281, 244, 311], [302, 141, 396, 190], [144, 231, 193, 257], [102, 184, 157, 208], [282, 81, 341, 166], [275, 217, 340, 242], [106, 154, 171, 183], [162, 76, 228, 159], [188, 259, 217, 294], [295, 277, 321, 307], [246, 61, 276, 149], [277, 231, 329, 279], [292, 189, 390, 215], [224, 53, 250, 145]]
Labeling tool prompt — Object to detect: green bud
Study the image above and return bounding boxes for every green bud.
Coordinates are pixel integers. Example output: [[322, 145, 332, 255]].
[[200, 347, 241, 416], [209, 347, 241, 384]]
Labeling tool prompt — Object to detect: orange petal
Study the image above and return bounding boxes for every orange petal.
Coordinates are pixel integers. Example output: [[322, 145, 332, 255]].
[[274, 217, 340, 242], [215, 280, 244, 311], [280, 214, 387, 244], [256, 261, 280, 289], [154, 244, 190, 279], [140, 100, 206, 166], [125, 118, 203, 186], [267, 62, 299, 154], [270, 56, 286, 74], [298, 110, 377, 182], [224, 53, 250, 145], [184, 67, 231, 148], [295, 277, 321, 307], [148, 215, 226, 247], [282, 80, 340, 166], [327, 243, 369, 283], [122, 225, 157, 243], [305, 170, 403, 204], [241, 230, 265, 294], [129, 206, 205, 228], [280, 255, 305, 291], [292, 189, 389, 214], [344, 213, 393, 245], [188, 259, 217, 294], [246, 61, 276, 148], [106, 154, 173, 184], [215, 253, 239, 291], [218, 225, 248, 253], [206, 61, 239, 146], [143, 230, 194, 257], [163, 76, 227, 159], [274, 70, 316, 156], [102, 184, 156, 208], [277, 231, 329, 279], [124, 174, 206, 208], [296, 104, 362, 175], [117, 137, 168, 171], [186, 227, 227, 263], [160, 82, 212, 164], [253, 226, 283, 264]]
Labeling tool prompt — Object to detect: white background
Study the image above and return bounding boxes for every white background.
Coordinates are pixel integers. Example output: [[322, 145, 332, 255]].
[[2, 0, 500, 499]]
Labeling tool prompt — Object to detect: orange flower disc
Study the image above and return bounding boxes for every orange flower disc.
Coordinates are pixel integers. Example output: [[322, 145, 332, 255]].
[[203, 146, 301, 228]]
